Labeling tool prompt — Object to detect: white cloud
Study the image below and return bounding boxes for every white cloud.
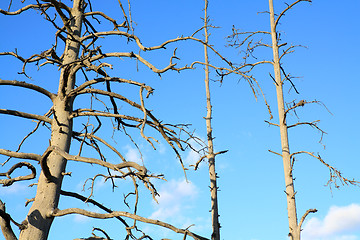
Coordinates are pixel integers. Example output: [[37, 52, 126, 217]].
[[147, 178, 208, 239], [157, 141, 166, 154], [124, 145, 144, 164], [150, 178, 198, 222], [73, 214, 91, 223], [184, 149, 201, 166], [0, 182, 29, 196], [302, 204, 360, 240]]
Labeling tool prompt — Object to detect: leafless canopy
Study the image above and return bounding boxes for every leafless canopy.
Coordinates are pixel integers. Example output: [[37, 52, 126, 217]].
[[0, 0, 243, 239]]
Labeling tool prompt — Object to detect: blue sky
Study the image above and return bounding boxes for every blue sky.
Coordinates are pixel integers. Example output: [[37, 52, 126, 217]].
[[0, 0, 360, 240]]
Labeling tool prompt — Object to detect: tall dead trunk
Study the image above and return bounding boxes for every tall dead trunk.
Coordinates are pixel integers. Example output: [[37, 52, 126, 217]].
[[268, 0, 299, 239], [19, 1, 84, 239], [203, 1, 220, 240]]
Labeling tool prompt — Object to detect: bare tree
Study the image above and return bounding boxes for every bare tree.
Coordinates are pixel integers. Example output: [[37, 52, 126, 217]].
[[227, 0, 360, 239], [267, 0, 359, 239], [0, 1, 229, 239], [203, 2, 220, 239], [200, 1, 225, 239], [268, 1, 313, 239]]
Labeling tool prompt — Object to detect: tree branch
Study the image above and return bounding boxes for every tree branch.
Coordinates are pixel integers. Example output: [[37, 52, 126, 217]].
[[0, 109, 52, 124], [0, 3, 51, 15], [72, 132, 126, 162], [70, 110, 146, 125], [264, 120, 279, 127], [84, 11, 126, 30], [87, 52, 177, 74], [0, 148, 41, 162], [275, 0, 312, 29], [50, 208, 209, 240], [0, 162, 36, 186], [60, 190, 129, 227], [69, 77, 153, 97], [290, 151, 360, 188], [46, 146, 147, 175], [297, 208, 317, 235], [0, 80, 56, 100]]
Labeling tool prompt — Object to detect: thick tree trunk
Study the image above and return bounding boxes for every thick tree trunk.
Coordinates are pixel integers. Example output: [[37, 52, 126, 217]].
[[19, 1, 84, 239], [268, 0, 299, 239], [203, 1, 220, 240]]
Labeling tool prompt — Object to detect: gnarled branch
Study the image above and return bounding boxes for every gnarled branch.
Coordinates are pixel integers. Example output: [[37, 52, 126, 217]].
[[50, 208, 209, 240], [290, 151, 360, 188], [0, 162, 36, 186]]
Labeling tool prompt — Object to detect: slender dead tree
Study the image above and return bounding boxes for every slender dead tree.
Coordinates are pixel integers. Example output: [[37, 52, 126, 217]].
[[227, 1, 360, 239], [268, 0, 301, 238], [193, 2, 270, 239], [267, 1, 359, 239], [202, 1, 223, 239], [0, 1, 231, 239]]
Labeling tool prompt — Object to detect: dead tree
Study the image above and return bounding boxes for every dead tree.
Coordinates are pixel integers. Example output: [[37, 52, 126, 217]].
[[268, 1, 359, 239], [191, 2, 272, 239], [0, 1, 226, 239], [268, 1, 312, 239], [202, 1, 222, 239], [227, 0, 360, 239]]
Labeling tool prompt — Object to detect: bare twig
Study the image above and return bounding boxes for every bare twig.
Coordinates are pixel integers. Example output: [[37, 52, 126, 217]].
[[298, 208, 317, 234], [290, 151, 360, 188]]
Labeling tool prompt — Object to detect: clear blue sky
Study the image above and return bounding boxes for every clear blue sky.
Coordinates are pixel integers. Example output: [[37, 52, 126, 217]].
[[0, 1, 360, 240]]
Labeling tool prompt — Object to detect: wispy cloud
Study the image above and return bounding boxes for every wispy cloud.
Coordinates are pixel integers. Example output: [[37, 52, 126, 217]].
[[148, 178, 208, 238], [150, 178, 198, 221], [73, 214, 91, 223], [0, 182, 29, 196], [124, 145, 144, 165], [184, 149, 201, 166], [302, 203, 360, 240]]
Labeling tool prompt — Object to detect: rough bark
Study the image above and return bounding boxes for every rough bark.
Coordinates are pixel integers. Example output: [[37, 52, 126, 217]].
[[18, 0, 84, 239], [268, 0, 299, 239]]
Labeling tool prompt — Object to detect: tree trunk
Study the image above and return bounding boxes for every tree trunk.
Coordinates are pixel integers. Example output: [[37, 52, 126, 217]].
[[268, 0, 299, 239], [203, 1, 220, 240], [19, 1, 84, 239]]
